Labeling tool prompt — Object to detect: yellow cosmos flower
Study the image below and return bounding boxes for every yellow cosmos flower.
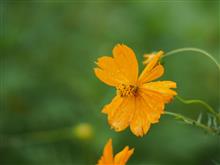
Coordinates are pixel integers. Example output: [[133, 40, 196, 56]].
[[94, 44, 177, 137], [97, 138, 134, 165]]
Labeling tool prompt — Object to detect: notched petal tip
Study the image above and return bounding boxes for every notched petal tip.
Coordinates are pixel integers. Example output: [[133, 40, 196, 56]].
[[94, 68, 100, 76], [114, 43, 125, 48], [107, 138, 112, 144], [109, 122, 125, 132], [158, 50, 164, 55], [129, 147, 134, 151], [94, 67, 99, 72], [130, 127, 148, 137], [173, 82, 177, 88], [94, 60, 98, 65]]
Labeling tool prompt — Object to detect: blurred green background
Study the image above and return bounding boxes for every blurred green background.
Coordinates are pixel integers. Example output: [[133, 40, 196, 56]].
[[1, 1, 220, 165]]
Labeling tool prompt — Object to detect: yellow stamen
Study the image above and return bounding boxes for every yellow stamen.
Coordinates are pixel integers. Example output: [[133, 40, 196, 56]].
[[116, 84, 138, 97]]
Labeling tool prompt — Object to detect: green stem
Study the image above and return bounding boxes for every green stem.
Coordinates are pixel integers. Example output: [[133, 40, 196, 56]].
[[176, 96, 220, 121], [164, 111, 219, 135], [162, 47, 220, 71], [162, 47, 220, 121]]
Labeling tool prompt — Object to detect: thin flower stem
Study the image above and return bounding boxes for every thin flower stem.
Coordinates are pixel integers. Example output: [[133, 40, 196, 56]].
[[162, 47, 220, 71], [164, 111, 219, 135], [162, 47, 220, 121], [176, 96, 220, 122]]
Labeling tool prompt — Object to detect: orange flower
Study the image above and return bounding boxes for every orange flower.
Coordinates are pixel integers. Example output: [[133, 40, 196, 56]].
[[94, 44, 177, 137], [97, 138, 134, 165]]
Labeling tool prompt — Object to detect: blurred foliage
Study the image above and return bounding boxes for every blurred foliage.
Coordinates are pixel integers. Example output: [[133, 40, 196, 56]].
[[0, 1, 220, 165]]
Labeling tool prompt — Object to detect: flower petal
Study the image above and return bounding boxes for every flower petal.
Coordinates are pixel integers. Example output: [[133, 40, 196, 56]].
[[138, 88, 165, 123], [139, 51, 164, 84], [114, 146, 134, 165], [94, 68, 120, 87], [130, 97, 151, 137], [103, 96, 135, 132], [94, 44, 139, 87], [142, 81, 177, 103], [102, 95, 124, 114], [97, 138, 114, 165], [94, 55, 128, 86], [139, 64, 164, 84], [113, 44, 139, 84]]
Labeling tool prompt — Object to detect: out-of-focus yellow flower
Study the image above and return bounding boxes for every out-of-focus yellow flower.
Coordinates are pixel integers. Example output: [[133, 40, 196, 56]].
[[73, 123, 93, 140], [97, 138, 134, 165], [94, 44, 177, 137]]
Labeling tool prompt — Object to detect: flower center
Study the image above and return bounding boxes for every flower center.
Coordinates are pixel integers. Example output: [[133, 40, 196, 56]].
[[116, 84, 138, 97]]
